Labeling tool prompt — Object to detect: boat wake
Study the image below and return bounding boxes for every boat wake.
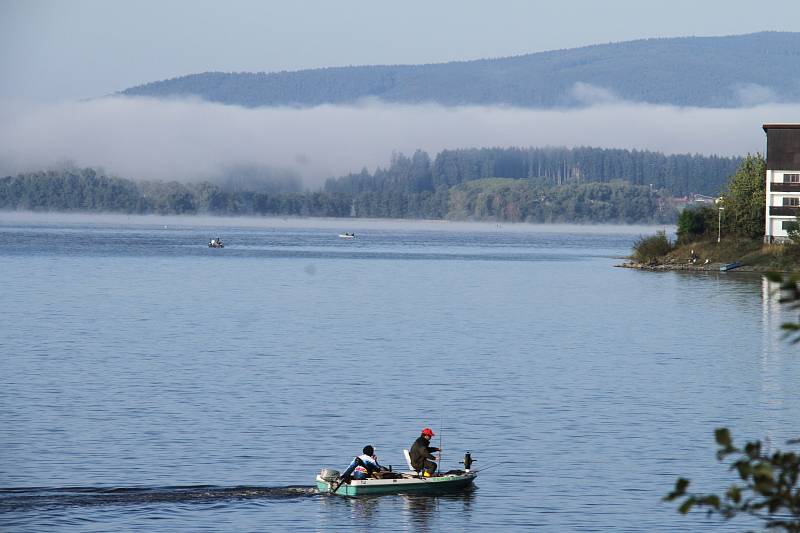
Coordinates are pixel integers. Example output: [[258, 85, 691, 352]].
[[0, 484, 317, 512]]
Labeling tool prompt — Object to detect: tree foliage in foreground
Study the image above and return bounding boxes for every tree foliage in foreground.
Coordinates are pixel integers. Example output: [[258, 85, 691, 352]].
[[665, 428, 800, 532], [767, 272, 800, 345], [665, 273, 800, 531]]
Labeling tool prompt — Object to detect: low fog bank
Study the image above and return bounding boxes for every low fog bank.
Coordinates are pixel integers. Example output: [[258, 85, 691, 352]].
[[0, 96, 788, 188], [0, 210, 670, 235]]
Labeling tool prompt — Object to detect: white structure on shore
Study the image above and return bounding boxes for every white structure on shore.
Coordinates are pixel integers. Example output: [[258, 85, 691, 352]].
[[764, 124, 800, 242]]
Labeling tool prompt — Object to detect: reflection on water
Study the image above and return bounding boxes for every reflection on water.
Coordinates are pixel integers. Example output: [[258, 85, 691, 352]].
[[316, 490, 475, 533], [401, 491, 475, 532], [760, 276, 794, 448]]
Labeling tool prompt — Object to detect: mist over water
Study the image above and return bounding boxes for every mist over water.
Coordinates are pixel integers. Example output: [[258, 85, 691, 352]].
[[0, 211, 673, 236], [0, 96, 785, 188]]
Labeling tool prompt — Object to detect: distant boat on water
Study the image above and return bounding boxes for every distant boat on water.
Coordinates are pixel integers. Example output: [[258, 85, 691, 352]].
[[339, 233, 356, 239], [208, 237, 224, 248]]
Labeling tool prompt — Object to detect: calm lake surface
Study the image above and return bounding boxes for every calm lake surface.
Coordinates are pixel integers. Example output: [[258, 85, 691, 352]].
[[1, 214, 798, 532]]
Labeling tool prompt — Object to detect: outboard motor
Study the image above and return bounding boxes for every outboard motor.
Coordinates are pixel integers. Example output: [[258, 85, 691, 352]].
[[320, 468, 340, 482], [460, 452, 475, 472]]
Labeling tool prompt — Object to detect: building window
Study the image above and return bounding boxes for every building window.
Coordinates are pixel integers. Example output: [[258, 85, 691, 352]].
[[784, 173, 800, 183], [783, 221, 799, 231], [783, 197, 800, 206]]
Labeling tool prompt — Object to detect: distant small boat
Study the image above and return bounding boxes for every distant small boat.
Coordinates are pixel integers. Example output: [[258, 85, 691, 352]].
[[720, 261, 742, 272], [208, 238, 224, 248], [339, 233, 356, 239]]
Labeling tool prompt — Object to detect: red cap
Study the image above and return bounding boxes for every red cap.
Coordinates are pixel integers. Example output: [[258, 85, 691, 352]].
[[422, 427, 435, 437]]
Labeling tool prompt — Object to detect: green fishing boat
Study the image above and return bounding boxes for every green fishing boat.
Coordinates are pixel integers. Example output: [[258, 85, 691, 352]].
[[316, 451, 478, 496], [316, 470, 476, 496]]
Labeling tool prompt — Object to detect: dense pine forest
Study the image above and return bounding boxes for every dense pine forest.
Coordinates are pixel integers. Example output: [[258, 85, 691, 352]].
[[325, 147, 741, 197], [0, 169, 353, 217], [0, 169, 672, 223], [0, 146, 741, 224]]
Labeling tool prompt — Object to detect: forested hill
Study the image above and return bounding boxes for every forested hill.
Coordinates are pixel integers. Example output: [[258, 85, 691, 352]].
[[0, 147, 740, 223], [120, 32, 800, 108], [0, 169, 674, 224], [325, 147, 742, 198]]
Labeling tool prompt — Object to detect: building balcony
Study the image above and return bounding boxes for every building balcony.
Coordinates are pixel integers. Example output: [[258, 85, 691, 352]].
[[769, 206, 800, 216], [770, 183, 800, 192]]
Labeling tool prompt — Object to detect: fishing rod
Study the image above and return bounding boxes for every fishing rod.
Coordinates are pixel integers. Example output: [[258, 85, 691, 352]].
[[438, 417, 444, 475], [473, 462, 500, 473]]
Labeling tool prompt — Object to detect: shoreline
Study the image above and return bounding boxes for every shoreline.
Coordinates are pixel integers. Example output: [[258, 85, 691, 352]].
[[617, 260, 774, 273], [625, 238, 800, 273]]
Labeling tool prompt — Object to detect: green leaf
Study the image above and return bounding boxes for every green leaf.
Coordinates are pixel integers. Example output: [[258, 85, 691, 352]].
[[744, 441, 762, 459], [665, 478, 690, 500], [735, 461, 750, 480], [715, 428, 732, 448], [752, 462, 774, 478], [699, 495, 721, 509]]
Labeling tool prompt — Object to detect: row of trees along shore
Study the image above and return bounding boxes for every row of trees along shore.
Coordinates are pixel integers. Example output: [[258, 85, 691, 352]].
[[632, 154, 771, 263], [0, 169, 676, 223], [0, 147, 741, 223]]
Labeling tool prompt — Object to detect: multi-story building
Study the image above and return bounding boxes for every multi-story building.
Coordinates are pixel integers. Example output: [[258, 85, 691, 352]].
[[764, 124, 800, 242]]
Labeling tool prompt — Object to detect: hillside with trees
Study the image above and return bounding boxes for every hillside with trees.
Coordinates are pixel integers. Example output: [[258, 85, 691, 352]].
[[0, 170, 671, 223], [325, 147, 741, 197], [0, 145, 740, 223], [0, 169, 353, 217], [121, 32, 800, 108]]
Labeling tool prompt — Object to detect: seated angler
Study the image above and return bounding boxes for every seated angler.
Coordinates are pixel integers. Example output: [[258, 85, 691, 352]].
[[410, 427, 440, 477], [339, 445, 386, 481]]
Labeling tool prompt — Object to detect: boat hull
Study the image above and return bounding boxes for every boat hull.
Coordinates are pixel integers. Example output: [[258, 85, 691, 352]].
[[316, 472, 476, 496], [720, 261, 743, 272]]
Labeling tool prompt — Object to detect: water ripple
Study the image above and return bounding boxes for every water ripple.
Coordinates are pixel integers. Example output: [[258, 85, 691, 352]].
[[0, 485, 317, 512]]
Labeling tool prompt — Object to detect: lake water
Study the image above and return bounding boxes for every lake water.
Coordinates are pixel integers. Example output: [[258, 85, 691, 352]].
[[1, 214, 798, 532]]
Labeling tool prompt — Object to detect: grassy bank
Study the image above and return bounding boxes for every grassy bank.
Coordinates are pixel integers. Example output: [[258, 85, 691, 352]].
[[627, 237, 800, 272]]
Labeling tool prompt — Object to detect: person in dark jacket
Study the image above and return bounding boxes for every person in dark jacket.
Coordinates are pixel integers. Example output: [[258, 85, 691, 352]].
[[409, 427, 440, 476]]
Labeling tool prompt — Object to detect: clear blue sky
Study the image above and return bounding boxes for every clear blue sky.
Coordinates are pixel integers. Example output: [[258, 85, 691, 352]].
[[1, 0, 799, 101]]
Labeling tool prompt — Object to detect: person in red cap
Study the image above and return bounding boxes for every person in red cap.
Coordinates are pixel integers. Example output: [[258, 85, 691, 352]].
[[409, 427, 440, 477]]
